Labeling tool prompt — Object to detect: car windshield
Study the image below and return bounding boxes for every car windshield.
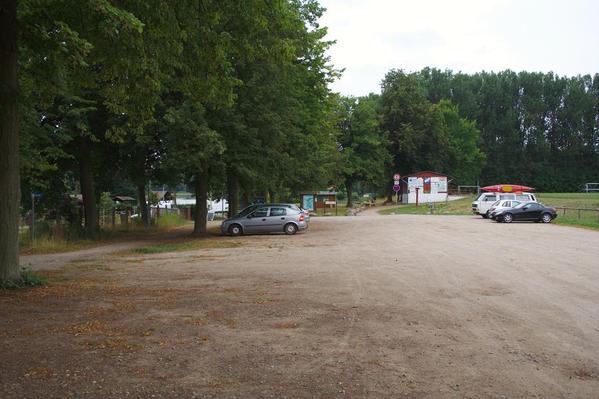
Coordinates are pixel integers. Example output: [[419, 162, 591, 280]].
[[236, 205, 259, 218], [476, 193, 488, 201], [514, 203, 527, 209], [491, 200, 501, 206]]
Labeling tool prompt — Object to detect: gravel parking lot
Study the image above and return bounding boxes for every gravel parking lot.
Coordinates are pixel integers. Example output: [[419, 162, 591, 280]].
[[3, 214, 599, 398]]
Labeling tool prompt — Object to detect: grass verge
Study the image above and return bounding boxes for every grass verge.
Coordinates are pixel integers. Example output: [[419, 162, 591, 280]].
[[378, 196, 475, 216], [534, 193, 599, 230], [20, 220, 194, 255], [0, 269, 48, 290], [132, 238, 243, 254], [378, 193, 599, 231]]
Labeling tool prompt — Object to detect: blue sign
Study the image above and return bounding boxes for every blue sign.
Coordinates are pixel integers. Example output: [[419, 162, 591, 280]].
[[32, 192, 42, 199], [302, 195, 314, 211]]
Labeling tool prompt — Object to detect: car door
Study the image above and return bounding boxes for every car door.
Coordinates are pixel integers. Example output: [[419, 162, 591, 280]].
[[517, 203, 541, 220], [263, 207, 288, 232], [244, 207, 269, 233]]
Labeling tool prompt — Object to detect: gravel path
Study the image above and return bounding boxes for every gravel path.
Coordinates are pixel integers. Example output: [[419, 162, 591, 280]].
[[3, 215, 599, 398]]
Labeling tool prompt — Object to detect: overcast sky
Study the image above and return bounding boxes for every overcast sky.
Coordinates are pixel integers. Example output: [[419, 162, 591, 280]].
[[319, 0, 599, 96]]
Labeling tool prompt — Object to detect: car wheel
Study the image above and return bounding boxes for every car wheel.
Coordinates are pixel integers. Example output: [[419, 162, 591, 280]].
[[502, 213, 513, 223], [228, 224, 243, 236], [541, 213, 552, 223], [482, 212, 489, 219], [284, 223, 297, 235]]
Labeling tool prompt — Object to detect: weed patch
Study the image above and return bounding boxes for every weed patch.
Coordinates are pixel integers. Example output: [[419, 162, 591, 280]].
[[132, 239, 242, 254], [0, 269, 48, 290]]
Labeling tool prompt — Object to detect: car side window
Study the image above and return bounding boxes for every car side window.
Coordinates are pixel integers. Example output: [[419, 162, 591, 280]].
[[484, 195, 496, 202], [270, 207, 286, 217], [251, 207, 268, 218]]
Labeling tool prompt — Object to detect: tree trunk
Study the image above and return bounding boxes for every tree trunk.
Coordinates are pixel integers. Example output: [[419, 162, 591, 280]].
[[269, 189, 276, 203], [193, 172, 208, 235], [137, 182, 149, 229], [0, 0, 20, 281], [78, 137, 98, 235], [226, 168, 238, 217], [241, 191, 249, 208], [346, 178, 354, 208]]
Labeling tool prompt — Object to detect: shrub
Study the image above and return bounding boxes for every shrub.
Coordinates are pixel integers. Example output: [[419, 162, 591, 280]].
[[0, 269, 47, 290], [155, 213, 186, 228]]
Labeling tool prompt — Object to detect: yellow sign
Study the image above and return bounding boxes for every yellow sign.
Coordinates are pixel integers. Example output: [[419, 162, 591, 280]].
[[503, 185, 513, 192]]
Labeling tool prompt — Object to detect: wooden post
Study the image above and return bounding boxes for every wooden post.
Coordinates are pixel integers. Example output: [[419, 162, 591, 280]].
[[111, 209, 115, 228]]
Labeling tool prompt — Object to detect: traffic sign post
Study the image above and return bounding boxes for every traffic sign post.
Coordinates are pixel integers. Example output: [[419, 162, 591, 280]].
[[392, 173, 401, 206]]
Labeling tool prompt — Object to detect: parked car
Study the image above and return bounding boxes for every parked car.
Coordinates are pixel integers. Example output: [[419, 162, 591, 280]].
[[488, 199, 530, 220], [472, 192, 537, 218], [221, 204, 308, 235], [233, 203, 308, 219], [494, 202, 557, 223]]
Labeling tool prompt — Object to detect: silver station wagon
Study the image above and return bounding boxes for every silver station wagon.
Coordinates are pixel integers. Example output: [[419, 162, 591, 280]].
[[221, 204, 309, 236]]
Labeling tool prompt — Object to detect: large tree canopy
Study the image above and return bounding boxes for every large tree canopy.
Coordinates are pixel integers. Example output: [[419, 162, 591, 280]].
[[1, 0, 340, 281]]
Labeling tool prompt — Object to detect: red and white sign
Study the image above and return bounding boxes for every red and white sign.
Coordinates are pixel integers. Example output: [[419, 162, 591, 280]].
[[393, 173, 401, 180]]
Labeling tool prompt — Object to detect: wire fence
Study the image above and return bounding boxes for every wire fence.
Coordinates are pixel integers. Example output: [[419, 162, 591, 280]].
[[553, 207, 599, 223]]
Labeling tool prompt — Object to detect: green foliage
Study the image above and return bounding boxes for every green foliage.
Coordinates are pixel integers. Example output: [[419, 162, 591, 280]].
[[0, 269, 47, 290], [155, 213, 187, 229], [380, 70, 484, 191], [434, 100, 486, 184], [415, 68, 599, 191], [380, 70, 448, 176], [99, 192, 115, 211], [335, 94, 390, 204], [378, 196, 475, 216], [133, 239, 241, 254]]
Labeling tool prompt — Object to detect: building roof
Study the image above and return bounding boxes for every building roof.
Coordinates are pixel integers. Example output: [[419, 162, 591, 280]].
[[404, 171, 448, 178], [299, 191, 337, 195], [112, 195, 136, 202]]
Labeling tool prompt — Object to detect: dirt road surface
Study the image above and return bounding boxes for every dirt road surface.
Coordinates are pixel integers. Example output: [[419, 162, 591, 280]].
[[2, 215, 599, 398]]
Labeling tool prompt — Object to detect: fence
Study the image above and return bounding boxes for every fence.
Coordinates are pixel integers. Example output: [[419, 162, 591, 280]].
[[99, 206, 192, 228], [583, 183, 599, 193], [553, 207, 599, 223], [456, 186, 480, 195]]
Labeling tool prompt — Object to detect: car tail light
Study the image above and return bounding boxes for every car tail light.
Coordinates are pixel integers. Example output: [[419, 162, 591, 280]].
[[299, 214, 305, 222]]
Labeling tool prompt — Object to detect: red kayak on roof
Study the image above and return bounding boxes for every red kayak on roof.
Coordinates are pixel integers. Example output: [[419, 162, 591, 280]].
[[481, 184, 535, 193]]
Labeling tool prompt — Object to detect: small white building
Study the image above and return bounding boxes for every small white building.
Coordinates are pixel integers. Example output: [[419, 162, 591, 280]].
[[400, 171, 449, 204]]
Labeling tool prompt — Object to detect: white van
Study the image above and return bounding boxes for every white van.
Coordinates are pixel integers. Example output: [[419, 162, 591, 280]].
[[472, 192, 537, 218]]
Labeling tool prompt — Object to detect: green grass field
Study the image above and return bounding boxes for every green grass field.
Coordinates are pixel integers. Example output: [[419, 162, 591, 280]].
[[378, 196, 475, 216], [378, 193, 599, 230], [536, 193, 599, 230]]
